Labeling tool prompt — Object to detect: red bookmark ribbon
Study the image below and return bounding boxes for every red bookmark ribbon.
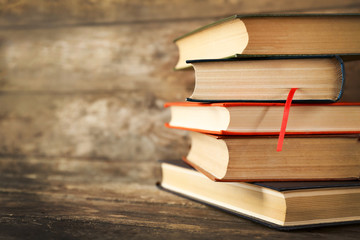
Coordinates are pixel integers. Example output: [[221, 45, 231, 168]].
[[277, 88, 298, 152]]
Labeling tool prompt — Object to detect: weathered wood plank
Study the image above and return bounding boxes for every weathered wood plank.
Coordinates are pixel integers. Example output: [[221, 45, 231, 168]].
[[0, 22, 196, 94], [0, 156, 161, 186], [1, 0, 359, 27], [2, 190, 358, 239], [0, 157, 359, 239], [0, 93, 190, 160], [0, 21, 197, 160]]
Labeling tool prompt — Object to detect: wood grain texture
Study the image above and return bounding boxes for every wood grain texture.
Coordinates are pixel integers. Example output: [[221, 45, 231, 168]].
[[0, 22, 197, 94], [0, 93, 190, 161], [0, 20, 199, 160], [0, 156, 359, 240], [1, 0, 360, 28]]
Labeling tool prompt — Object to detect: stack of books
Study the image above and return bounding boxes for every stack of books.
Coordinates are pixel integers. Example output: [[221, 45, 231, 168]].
[[158, 14, 360, 230]]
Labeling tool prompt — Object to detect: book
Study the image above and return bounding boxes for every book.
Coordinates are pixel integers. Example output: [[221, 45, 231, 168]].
[[183, 132, 360, 181], [165, 102, 360, 135], [158, 160, 360, 230], [186, 56, 345, 102], [174, 14, 360, 69]]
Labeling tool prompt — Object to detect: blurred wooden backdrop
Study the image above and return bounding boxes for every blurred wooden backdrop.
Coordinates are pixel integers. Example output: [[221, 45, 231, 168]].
[[0, 0, 359, 162]]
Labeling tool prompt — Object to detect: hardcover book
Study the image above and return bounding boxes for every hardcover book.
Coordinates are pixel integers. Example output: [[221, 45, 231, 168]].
[[159, 160, 360, 230], [165, 102, 360, 135], [183, 132, 360, 181], [186, 56, 345, 102], [174, 14, 360, 69]]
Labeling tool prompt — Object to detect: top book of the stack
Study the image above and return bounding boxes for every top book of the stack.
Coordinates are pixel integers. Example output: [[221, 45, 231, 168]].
[[174, 14, 360, 69]]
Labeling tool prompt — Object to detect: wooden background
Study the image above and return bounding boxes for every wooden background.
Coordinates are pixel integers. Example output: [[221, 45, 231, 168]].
[[0, 1, 360, 239]]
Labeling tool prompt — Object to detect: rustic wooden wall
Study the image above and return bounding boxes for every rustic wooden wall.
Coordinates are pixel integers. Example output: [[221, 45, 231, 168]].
[[0, 0, 359, 162]]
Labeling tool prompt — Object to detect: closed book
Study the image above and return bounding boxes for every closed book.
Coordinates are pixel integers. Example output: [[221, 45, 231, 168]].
[[186, 56, 345, 102], [165, 102, 360, 135], [159, 160, 360, 230], [183, 132, 360, 181], [174, 14, 360, 69]]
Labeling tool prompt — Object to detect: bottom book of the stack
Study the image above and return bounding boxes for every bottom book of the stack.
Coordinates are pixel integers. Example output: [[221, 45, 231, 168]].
[[158, 160, 360, 230]]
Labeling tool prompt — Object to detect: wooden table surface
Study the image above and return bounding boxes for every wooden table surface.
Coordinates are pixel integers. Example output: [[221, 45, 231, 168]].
[[1, 156, 359, 240]]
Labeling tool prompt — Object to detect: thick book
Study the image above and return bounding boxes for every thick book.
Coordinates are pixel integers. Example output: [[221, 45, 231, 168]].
[[165, 102, 360, 135], [183, 132, 360, 181], [158, 160, 360, 230], [174, 14, 360, 69], [186, 56, 345, 102]]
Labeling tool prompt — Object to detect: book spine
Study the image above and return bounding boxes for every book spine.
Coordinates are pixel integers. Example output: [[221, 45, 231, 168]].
[[335, 55, 345, 102]]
